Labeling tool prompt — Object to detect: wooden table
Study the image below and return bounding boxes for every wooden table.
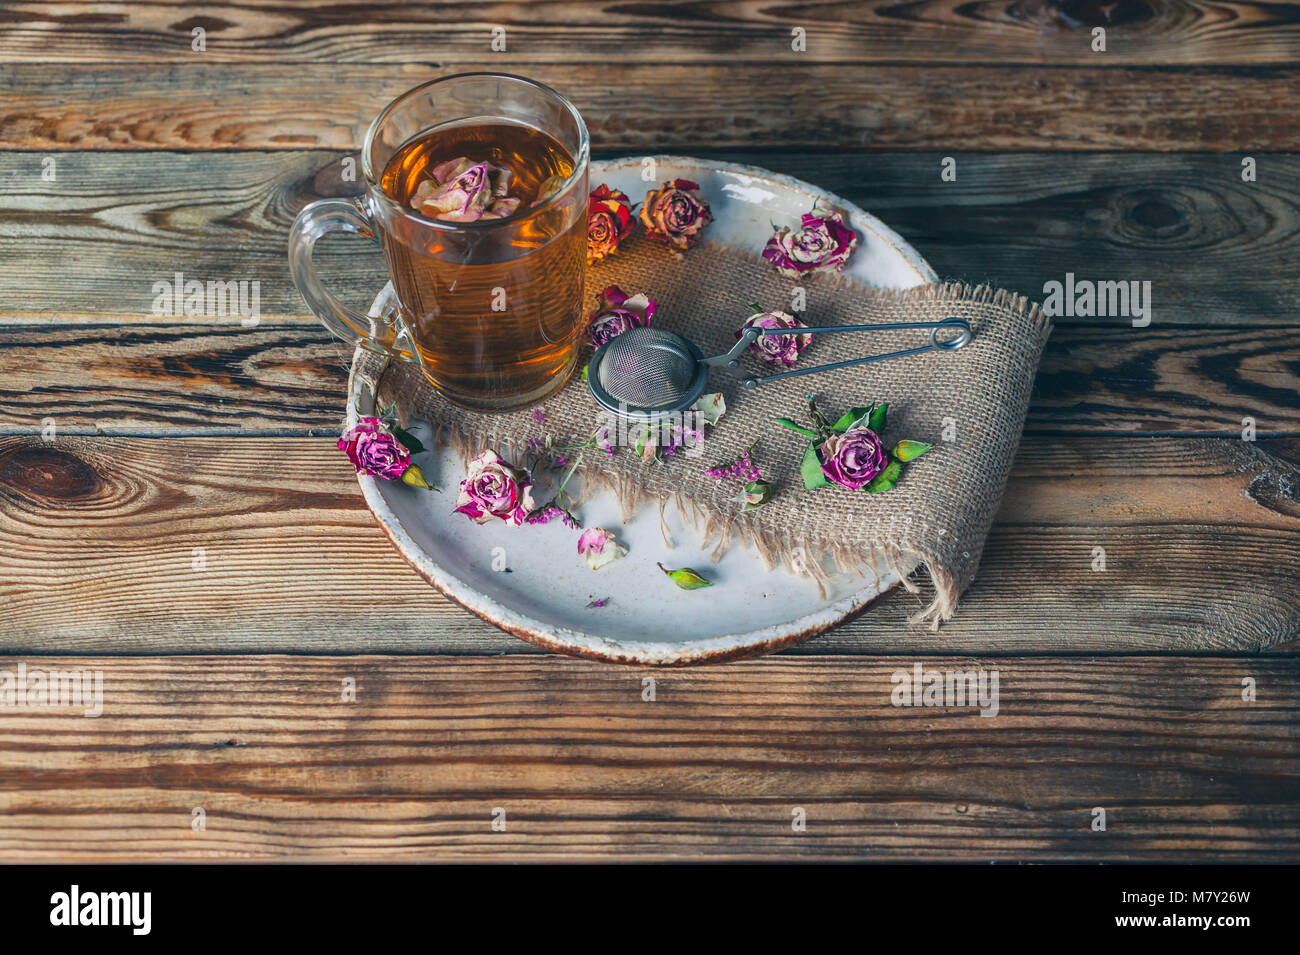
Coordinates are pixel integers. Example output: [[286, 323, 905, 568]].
[[1, 2, 1297, 863]]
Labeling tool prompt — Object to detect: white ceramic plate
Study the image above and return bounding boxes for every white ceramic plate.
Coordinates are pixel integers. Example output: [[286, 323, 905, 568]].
[[347, 156, 936, 665]]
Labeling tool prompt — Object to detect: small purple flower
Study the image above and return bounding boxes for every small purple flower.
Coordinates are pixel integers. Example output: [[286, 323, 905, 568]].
[[586, 285, 658, 348], [524, 502, 579, 529], [706, 448, 762, 482], [530, 408, 546, 425], [819, 427, 888, 490], [454, 450, 535, 526], [669, 424, 703, 450], [338, 417, 410, 480], [737, 310, 812, 367], [763, 210, 858, 278]]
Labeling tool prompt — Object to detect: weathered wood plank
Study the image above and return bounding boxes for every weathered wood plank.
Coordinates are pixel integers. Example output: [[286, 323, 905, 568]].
[[0, 435, 1296, 654], [2, 151, 1297, 325], [0, 0, 1296, 66], [2, 63, 1296, 152], [0, 655, 1295, 861], [1031, 325, 1300, 436], [836, 151, 1300, 325], [0, 323, 356, 436], [3, 322, 1298, 437]]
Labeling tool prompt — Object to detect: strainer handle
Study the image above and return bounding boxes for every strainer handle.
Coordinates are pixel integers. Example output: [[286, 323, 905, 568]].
[[716, 317, 972, 388]]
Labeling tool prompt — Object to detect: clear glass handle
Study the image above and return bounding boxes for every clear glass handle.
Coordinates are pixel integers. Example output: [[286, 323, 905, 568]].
[[288, 198, 415, 361]]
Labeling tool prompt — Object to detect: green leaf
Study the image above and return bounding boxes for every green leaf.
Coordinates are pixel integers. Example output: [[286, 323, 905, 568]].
[[833, 406, 872, 432], [392, 426, 426, 454], [868, 403, 888, 432], [580, 364, 589, 381], [775, 417, 819, 439], [800, 442, 829, 490], [657, 562, 714, 590], [864, 461, 902, 494], [893, 439, 933, 462]]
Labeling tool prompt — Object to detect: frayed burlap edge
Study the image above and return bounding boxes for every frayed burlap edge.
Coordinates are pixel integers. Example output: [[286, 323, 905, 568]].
[[358, 280, 1050, 631]]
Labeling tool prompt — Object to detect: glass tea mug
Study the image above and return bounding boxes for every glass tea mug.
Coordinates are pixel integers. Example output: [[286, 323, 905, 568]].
[[289, 74, 591, 411]]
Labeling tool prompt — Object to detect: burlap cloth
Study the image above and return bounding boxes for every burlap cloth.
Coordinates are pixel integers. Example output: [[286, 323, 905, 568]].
[[359, 235, 1051, 627]]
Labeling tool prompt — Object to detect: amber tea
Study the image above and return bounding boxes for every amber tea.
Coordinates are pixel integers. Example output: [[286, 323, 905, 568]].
[[377, 120, 586, 410], [289, 75, 590, 412]]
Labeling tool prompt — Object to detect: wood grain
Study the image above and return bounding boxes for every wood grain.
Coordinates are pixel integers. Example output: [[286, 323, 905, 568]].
[[3, 0, 1294, 868], [0, 323, 355, 436], [828, 151, 1300, 325], [4, 322, 1300, 438], [0, 0, 1296, 66], [0, 655, 1295, 861], [2, 63, 1297, 152], [0, 435, 1296, 655], [2, 150, 1298, 326], [1032, 325, 1300, 436]]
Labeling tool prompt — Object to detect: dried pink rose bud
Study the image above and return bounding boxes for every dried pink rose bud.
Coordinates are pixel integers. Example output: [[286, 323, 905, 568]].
[[737, 309, 812, 367], [819, 427, 888, 490], [338, 417, 410, 480], [587, 185, 636, 263], [640, 179, 712, 250], [585, 285, 657, 348], [454, 449, 535, 526], [763, 210, 858, 277], [411, 157, 518, 222], [577, 526, 628, 570]]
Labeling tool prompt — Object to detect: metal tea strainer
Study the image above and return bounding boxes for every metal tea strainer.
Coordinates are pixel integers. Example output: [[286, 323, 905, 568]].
[[587, 317, 973, 419]]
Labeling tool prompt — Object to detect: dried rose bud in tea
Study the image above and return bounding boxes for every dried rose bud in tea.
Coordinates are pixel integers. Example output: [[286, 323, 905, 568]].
[[376, 120, 584, 409], [409, 157, 520, 222]]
